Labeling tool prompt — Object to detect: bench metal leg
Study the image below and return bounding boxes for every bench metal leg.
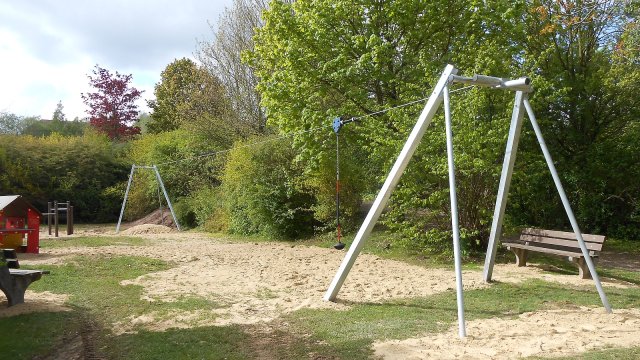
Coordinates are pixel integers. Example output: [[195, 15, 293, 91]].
[[512, 249, 528, 267]]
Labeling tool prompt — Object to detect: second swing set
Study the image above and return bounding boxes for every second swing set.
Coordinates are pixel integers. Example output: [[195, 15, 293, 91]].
[[324, 64, 612, 338]]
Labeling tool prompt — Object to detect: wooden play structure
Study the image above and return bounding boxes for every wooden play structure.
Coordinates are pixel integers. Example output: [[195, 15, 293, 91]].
[[44, 200, 74, 237], [0, 195, 41, 254]]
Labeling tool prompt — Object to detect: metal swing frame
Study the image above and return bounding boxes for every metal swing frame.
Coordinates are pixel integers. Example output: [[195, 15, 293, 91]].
[[115, 164, 181, 233], [323, 64, 611, 339]]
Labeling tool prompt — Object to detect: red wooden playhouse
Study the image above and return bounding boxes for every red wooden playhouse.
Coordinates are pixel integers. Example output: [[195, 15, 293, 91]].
[[0, 195, 41, 253]]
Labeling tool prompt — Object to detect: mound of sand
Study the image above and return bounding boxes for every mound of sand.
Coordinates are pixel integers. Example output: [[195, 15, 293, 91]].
[[120, 224, 175, 235], [126, 209, 177, 229], [373, 307, 640, 359]]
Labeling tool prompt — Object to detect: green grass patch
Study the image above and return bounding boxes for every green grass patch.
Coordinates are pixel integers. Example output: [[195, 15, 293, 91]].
[[28, 255, 220, 327], [605, 238, 640, 253], [105, 325, 253, 360], [40, 235, 150, 248], [0, 311, 81, 360]]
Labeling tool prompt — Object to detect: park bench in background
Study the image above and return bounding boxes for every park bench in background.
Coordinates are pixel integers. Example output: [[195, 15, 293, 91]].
[[0, 249, 48, 306], [502, 228, 606, 279]]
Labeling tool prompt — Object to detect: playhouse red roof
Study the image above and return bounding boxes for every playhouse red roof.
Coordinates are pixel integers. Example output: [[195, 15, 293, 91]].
[[0, 195, 42, 217]]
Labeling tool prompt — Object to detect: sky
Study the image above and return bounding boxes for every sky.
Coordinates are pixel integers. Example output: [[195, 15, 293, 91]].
[[0, 0, 233, 120]]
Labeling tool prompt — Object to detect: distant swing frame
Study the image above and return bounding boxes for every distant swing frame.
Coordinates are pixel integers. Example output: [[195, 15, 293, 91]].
[[115, 164, 181, 233]]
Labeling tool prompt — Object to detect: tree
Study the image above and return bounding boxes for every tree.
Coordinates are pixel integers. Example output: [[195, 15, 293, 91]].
[[197, 0, 273, 133], [147, 58, 246, 147], [250, 0, 526, 253], [0, 112, 27, 134], [52, 100, 66, 121], [506, 0, 640, 238], [81, 65, 143, 140]]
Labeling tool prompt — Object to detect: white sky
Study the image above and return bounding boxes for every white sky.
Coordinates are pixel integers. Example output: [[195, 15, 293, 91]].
[[0, 0, 233, 120]]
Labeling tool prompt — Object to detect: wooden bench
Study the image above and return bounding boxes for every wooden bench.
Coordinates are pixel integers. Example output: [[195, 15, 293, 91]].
[[0, 249, 48, 306], [502, 228, 606, 279]]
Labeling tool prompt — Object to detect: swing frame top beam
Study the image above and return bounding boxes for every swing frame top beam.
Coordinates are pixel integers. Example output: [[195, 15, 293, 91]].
[[449, 74, 532, 92]]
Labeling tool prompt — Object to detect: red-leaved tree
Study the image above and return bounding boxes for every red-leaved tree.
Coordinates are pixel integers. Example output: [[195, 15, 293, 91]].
[[82, 65, 143, 140]]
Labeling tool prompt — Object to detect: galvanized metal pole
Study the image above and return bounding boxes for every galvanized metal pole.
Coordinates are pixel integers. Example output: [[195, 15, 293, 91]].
[[443, 86, 466, 338], [54, 200, 58, 237], [153, 165, 181, 231], [324, 64, 457, 301], [483, 91, 526, 282], [116, 165, 136, 233], [523, 98, 612, 313]]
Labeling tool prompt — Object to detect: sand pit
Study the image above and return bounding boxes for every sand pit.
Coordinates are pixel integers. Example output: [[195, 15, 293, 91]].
[[12, 229, 640, 357], [373, 306, 640, 359]]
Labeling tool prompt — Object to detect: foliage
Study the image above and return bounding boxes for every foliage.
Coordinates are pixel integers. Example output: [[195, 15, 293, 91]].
[[222, 136, 317, 239], [81, 65, 143, 140], [182, 186, 228, 232], [0, 111, 25, 135], [0, 132, 129, 222], [197, 0, 270, 133], [52, 100, 66, 121], [124, 129, 226, 224], [507, 0, 640, 239], [148, 59, 226, 132], [305, 132, 364, 232], [22, 117, 88, 137], [250, 0, 527, 253]]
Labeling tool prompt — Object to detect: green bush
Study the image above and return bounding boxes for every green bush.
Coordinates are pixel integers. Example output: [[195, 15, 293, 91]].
[[305, 137, 364, 233], [126, 129, 226, 223], [222, 136, 317, 239], [0, 131, 128, 222]]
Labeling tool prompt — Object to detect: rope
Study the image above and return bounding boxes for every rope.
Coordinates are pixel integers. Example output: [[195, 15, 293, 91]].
[[335, 132, 342, 244], [152, 85, 474, 168], [155, 124, 331, 167]]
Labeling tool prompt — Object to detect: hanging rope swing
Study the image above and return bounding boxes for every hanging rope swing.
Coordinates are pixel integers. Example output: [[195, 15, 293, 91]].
[[332, 116, 356, 250]]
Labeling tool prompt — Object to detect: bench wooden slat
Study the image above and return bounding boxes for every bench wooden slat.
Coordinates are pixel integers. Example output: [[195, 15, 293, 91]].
[[522, 228, 605, 243], [503, 242, 596, 258], [519, 234, 603, 251]]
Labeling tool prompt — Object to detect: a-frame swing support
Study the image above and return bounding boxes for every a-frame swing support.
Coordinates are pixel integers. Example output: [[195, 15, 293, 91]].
[[115, 165, 181, 233], [324, 64, 611, 339]]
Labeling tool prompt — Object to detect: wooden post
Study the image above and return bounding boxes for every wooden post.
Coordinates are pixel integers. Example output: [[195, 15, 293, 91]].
[[47, 202, 52, 235], [68, 204, 74, 235]]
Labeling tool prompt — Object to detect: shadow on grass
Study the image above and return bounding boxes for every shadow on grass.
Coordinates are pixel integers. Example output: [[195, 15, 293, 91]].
[[105, 325, 253, 360]]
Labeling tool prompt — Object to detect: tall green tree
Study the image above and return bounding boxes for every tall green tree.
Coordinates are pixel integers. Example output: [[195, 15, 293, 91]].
[[147, 58, 244, 147], [0, 112, 28, 135], [52, 100, 67, 122], [507, 0, 640, 238], [250, 0, 527, 253]]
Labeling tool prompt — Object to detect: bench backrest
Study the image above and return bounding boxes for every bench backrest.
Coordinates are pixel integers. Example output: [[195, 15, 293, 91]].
[[519, 228, 606, 255]]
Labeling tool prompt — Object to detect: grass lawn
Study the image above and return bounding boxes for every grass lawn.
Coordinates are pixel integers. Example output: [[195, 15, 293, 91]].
[[3, 232, 639, 359]]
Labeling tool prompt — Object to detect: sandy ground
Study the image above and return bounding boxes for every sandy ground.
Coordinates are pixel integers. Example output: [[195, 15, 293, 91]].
[[4, 225, 640, 358], [374, 306, 640, 359]]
